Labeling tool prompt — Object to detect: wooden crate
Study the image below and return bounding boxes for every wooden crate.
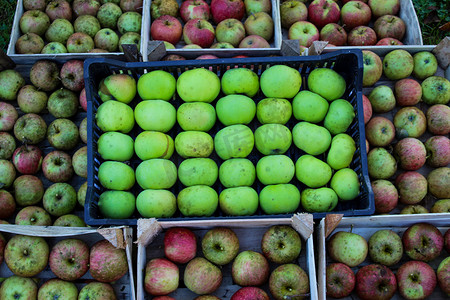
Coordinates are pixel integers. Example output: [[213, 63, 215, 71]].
[[0, 225, 136, 300], [317, 214, 450, 300], [136, 215, 317, 299]]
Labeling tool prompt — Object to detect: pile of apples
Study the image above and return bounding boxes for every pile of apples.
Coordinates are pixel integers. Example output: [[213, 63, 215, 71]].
[[282, 0, 408, 47], [0, 233, 128, 299], [145, 225, 309, 299], [150, 0, 275, 49], [0, 59, 87, 226], [93, 61, 363, 220], [326, 222, 449, 299], [361, 49, 450, 214], [15, 0, 142, 54]]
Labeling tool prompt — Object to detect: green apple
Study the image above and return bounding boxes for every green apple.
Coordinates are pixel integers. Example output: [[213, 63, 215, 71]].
[[0, 276, 37, 299], [301, 187, 338, 212], [308, 68, 346, 101], [324, 99, 355, 134], [292, 90, 329, 123], [221, 67, 260, 97], [216, 95, 256, 125], [136, 189, 176, 218], [96, 100, 134, 133], [256, 155, 295, 185], [259, 184, 300, 214], [135, 131, 174, 160], [219, 158, 255, 187], [175, 131, 214, 158], [136, 159, 177, 189], [254, 124, 292, 155], [330, 168, 360, 201], [327, 133, 356, 170], [295, 155, 332, 188], [98, 191, 135, 218], [292, 122, 331, 155], [382, 49, 414, 80], [368, 85, 396, 113], [219, 186, 258, 216], [421, 76, 450, 105], [177, 68, 220, 103], [98, 74, 136, 104], [177, 102, 216, 131], [98, 131, 134, 161], [134, 100, 176, 132], [215, 125, 254, 159], [177, 185, 218, 216], [98, 161, 135, 190], [413, 51, 438, 80], [260, 65, 301, 98], [178, 158, 218, 186], [137, 70, 176, 101], [257, 98, 292, 124]]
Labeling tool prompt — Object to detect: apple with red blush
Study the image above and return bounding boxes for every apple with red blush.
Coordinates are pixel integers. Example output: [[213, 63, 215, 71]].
[[355, 264, 397, 300], [288, 21, 319, 47], [0, 102, 18, 131], [365, 116, 395, 147], [79, 88, 87, 111], [326, 262, 355, 298], [0, 190, 16, 220], [371, 179, 398, 214], [239, 35, 270, 48], [164, 227, 197, 264], [183, 18, 215, 48], [211, 0, 245, 24], [397, 261, 437, 299], [180, 0, 210, 23], [396, 171, 427, 205], [376, 37, 403, 45], [60, 60, 84, 92], [374, 15, 406, 41], [403, 223, 443, 262], [393, 106, 427, 139], [427, 104, 450, 135], [347, 26, 377, 46], [320, 23, 346, 46], [394, 137, 426, 171], [362, 95, 372, 124], [307, 0, 340, 29], [394, 78, 422, 106], [340, 0, 371, 30], [144, 258, 179, 296], [425, 136, 450, 167], [151, 15, 183, 46], [12, 145, 43, 175]]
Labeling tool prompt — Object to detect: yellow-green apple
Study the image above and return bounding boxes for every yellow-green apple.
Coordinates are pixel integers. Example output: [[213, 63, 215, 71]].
[[98, 161, 135, 190], [320, 23, 347, 46], [221, 67, 259, 97], [43, 182, 77, 216], [368, 85, 396, 113], [394, 78, 422, 106], [393, 106, 426, 138], [119, 32, 141, 51], [53, 214, 86, 226], [255, 123, 292, 155], [368, 0, 400, 18], [75, 14, 101, 37], [162, 41, 175, 49], [403, 223, 443, 262], [261, 225, 301, 264], [96, 100, 134, 133], [373, 179, 397, 211], [307, 67, 345, 101], [14, 175, 44, 206], [431, 199, 450, 213], [164, 227, 197, 264], [180, 0, 210, 22], [244, 12, 273, 41], [134, 100, 175, 132], [365, 116, 395, 147], [46, 0, 72, 21], [326, 263, 355, 298], [340, 0, 371, 30], [260, 64, 301, 98], [175, 131, 214, 158], [177, 185, 218, 216], [183, 44, 202, 49], [15, 206, 51, 225], [98, 191, 135, 218], [16, 33, 45, 54], [427, 167, 450, 199], [183, 18, 215, 48], [117, 11, 142, 34], [151, 15, 183, 45], [79, 117, 87, 144], [330, 168, 359, 201], [239, 34, 270, 47], [232, 250, 269, 286], [0, 190, 16, 219], [288, 21, 319, 47], [29, 60, 60, 92], [135, 131, 173, 160], [368, 230, 403, 266], [72, 146, 87, 178], [256, 155, 294, 185], [136, 189, 176, 217], [66, 32, 95, 53], [394, 138, 426, 170], [41, 42, 67, 53], [98, 74, 136, 103], [347, 25, 376, 46], [47, 118, 79, 151], [362, 95, 372, 124], [42, 150, 73, 182], [98, 132, 134, 161], [362, 50, 382, 87], [97, 3, 122, 28], [38, 279, 78, 299], [296, 154, 331, 187], [178, 158, 218, 186], [78, 181, 87, 207], [185, 257, 222, 294], [137, 70, 175, 101], [177, 102, 216, 131], [12, 144, 42, 174], [5, 235, 49, 276], [215, 18, 246, 47], [0, 159, 16, 188], [215, 124, 253, 159], [136, 159, 176, 189], [395, 171, 427, 205], [177, 67, 220, 102], [427, 104, 450, 135], [269, 264, 309, 300], [94, 28, 119, 51], [216, 95, 256, 125], [78, 282, 117, 299], [245, 0, 271, 14], [383, 49, 414, 80], [202, 227, 239, 265], [367, 147, 397, 179], [355, 264, 397, 300], [20, 10, 50, 35], [257, 98, 292, 124], [437, 256, 450, 295], [308, 0, 340, 29], [14, 113, 47, 144], [49, 238, 89, 280], [292, 122, 330, 155], [328, 231, 368, 267], [0, 132, 15, 160], [0, 276, 38, 299], [145, 258, 179, 295], [327, 133, 355, 170], [0, 102, 18, 131], [231, 287, 269, 300], [376, 37, 403, 45], [425, 136, 450, 167], [211, 0, 245, 24], [259, 183, 300, 214], [17, 85, 48, 113], [219, 158, 255, 187], [0, 69, 25, 101], [421, 76, 450, 105], [324, 99, 354, 134], [151, 0, 178, 19], [280, 0, 307, 29], [413, 51, 438, 80], [47, 89, 78, 118], [89, 239, 128, 282], [401, 205, 428, 214], [219, 186, 259, 216], [301, 187, 338, 212], [374, 14, 405, 40], [45, 18, 74, 44]]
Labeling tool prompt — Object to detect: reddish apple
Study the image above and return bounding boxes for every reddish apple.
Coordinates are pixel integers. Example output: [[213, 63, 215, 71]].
[[232, 251, 269, 286], [347, 26, 377, 46], [151, 15, 183, 45], [372, 179, 398, 214], [326, 262, 355, 298], [320, 23, 347, 46], [427, 104, 450, 135], [365, 116, 395, 147], [144, 258, 179, 296], [288, 21, 319, 47], [12, 145, 43, 175], [425, 135, 450, 167], [394, 138, 426, 171], [362, 95, 372, 124], [397, 261, 436, 299], [183, 18, 215, 48], [0, 190, 16, 220], [0, 102, 18, 131], [46, 0, 73, 21], [196, 54, 220, 59], [340, 0, 371, 30], [374, 15, 406, 41], [180, 0, 210, 23], [231, 287, 269, 300], [403, 223, 443, 261], [395, 171, 427, 205], [307, 0, 340, 29], [376, 37, 403, 45], [79, 88, 87, 111], [394, 78, 422, 106], [211, 0, 245, 24], [164, 227, 197, 264], [60, 60, 84, 92], [239, 35, 270, 48], [356, 264, 397, 300], [437, 257, 450, 295]]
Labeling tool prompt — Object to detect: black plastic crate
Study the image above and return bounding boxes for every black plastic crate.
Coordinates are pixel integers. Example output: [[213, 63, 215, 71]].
[[84, 50, 374, 226]]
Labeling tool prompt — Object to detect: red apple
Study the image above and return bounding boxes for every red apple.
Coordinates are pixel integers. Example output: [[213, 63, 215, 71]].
[[427, 104, 450, 135], [341, 0, 371, 30], [0, 190, 16, 220], [394, 138, 426, 171], [376, 37, 403, 45], [211, 0, 245, 24], [320, 23, 347, 46], [239, 35, 270, 48], [12, 145, 43, 175], [164, 227, 197, 264], [397, 261, 436, 299], [307, 0, 340, 29], [60, 60, 84, 92], [79, 88, 87, 111], [180, 0, 210, 23], [183, 18, 215, 48], [394, 78, 422, 106], [144, 258, 179, 296], [347, 26, 377, 46], [288, 21, 319, 47], [374, 14, 406, 41], [231, 287, 269, 300], [326, 262, 355, 298], [425, 135, 450, 167], [372, 179, 398, 214], [362, 95, 372, 124], [196, 54, 219, 59], [151, 15, 183, 45], [356, 264, 397, 300], [232, 251, 269, 286], [403, 223, 443, 262]]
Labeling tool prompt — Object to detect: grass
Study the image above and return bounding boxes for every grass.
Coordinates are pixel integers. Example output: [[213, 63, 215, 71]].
[[0, 0, 16, 52], [412, 0, 450, 45]]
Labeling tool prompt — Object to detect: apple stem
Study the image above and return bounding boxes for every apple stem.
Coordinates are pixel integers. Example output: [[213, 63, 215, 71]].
[[349, 224, 354, 233], [23, 249, 28, 256]]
